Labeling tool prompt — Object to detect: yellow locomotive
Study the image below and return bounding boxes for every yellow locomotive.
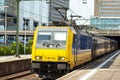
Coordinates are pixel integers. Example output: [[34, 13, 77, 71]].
[[31, 26, 117, 78]]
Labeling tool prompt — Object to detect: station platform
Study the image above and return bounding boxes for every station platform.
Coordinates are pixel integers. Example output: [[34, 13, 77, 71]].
[[57, 50, 120, 80], [0, 55, 31, 76], [0, 55, 31, 63]]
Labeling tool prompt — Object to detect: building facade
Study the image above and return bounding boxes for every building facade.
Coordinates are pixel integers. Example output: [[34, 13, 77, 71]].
[[0, 0, 17, 43], [19, 0, 69, 42], [19, 1, 49, 43], [0, 0, 17, 30], [91, 0, 120, 30], [19, 0, 70, 30], [94, 0, 120, 17], [49, 0, 69, 22], [19, 1, 49, 31], [91, 17, 120, 30]]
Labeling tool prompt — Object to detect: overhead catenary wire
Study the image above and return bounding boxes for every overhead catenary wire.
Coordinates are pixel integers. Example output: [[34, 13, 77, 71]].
[[1, 0, 91, 25]]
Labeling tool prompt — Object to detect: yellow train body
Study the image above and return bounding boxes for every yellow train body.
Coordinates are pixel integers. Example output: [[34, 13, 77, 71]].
[[32, 26, 75, 70], [31, 26, 117, 78]]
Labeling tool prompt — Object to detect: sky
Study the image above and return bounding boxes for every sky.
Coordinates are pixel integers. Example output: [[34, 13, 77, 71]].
[[68, 0, 94, 24]]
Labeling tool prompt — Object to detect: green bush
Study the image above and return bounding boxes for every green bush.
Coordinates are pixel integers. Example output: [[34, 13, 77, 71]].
[[25, 40, 33, 54], [0, 40, 33, 56], [10, 42, 16, 55], [10, 42, 24, 55], [0, 46, 11, 56]]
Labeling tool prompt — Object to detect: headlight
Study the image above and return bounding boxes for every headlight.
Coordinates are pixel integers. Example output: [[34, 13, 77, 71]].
[[35, 56, 42, 60], [58, 56, 65, 61], [49, 45, 53, 48]]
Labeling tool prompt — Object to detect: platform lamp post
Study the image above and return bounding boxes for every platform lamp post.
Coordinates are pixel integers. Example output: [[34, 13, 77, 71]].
[[24, 23, 26, 55], [15, 0, 50, 57], [4, 6, 9, 47], [46, 0, 51, 22]]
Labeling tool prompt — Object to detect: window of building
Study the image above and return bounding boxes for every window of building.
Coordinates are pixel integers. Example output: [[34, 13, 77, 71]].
[[13, 18, 17, 24], [0, 25, 4, 30], [82, 0, 87, 4], [33, 21, 38, 27], [41, 23, 46, 26], [23, 18, 30, 30], [102, 1, 120, 4], [7, 17, 13, 23], [102, 6, 120, 8], [101, 10, 120, 13], [0, 14, 3, 21], [1, 14, 4, 18]]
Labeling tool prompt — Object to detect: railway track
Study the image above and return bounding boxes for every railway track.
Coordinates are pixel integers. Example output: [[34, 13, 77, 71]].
[[0, 70, 44, 80], [0, 66, 90, 80]]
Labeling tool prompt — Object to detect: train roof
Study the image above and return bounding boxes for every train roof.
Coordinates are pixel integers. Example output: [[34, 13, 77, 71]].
[[78, 30, 90, 36], [70, 26, 91, 36], [37, 26, 70, 31], [38, 26, 69, 29], [91, 33, 107, 39], [91, 33, 117, 42]]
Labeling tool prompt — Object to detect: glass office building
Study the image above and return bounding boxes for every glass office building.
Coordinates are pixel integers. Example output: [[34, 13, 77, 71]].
[[49, 0, 69, 22], [0, 0, 17, 43], [91, 18, 120, 30], [94, 0, 120, 17], [0, 0, 17, 30], [92, 0, 120, 30], [0, 0, 5, 30]]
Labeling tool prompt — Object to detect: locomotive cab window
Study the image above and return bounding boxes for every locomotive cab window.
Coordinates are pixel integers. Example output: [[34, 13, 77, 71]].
[[53, 32, 66, 41], [37, 32, 52, 41], [53, 31, 67, 48], [36, 31, 67, 49]]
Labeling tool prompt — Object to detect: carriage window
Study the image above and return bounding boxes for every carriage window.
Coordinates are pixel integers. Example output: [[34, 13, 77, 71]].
[[80, 35, 91, 49]]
